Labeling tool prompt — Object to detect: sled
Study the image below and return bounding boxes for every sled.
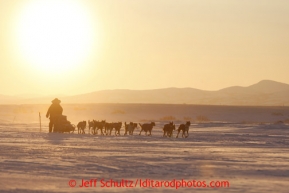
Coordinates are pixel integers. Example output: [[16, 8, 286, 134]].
[[53, 115, 76, 133]]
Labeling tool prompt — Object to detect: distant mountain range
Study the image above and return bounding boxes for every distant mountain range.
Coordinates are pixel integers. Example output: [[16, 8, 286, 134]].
[[1, 80, 289, 106]]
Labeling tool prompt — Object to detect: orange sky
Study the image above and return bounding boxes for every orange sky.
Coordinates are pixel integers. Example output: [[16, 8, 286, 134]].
[[1, 0, 289, 96]]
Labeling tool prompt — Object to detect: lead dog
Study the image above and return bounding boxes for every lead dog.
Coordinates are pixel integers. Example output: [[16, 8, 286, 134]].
[[176, 121, 191, 138]]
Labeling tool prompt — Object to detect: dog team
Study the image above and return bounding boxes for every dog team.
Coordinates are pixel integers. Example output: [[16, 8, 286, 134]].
[[46, 98, 191, 138], [76, 120, 191, 138]]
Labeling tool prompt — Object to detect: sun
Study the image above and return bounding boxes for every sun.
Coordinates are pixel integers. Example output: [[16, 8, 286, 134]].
[[15, 0, 95, 74]]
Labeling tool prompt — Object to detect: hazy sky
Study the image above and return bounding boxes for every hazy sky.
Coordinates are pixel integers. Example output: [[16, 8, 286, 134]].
[[1, 0, 289, 96]]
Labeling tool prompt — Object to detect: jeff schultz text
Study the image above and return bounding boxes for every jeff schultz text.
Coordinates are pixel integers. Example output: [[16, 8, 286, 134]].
[[70, 179, 230, 189]]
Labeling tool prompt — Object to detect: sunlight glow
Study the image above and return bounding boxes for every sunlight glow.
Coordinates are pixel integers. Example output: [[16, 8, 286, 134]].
[[16, 0, 95, 74]]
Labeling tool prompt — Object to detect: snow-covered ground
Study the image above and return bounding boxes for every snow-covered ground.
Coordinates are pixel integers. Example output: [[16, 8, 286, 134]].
[[1, 104, 289, 192], [1, 121, 289, 193]]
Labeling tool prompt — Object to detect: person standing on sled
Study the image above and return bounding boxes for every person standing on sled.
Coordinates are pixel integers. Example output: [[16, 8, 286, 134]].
[[46, 98, 63, 133]]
